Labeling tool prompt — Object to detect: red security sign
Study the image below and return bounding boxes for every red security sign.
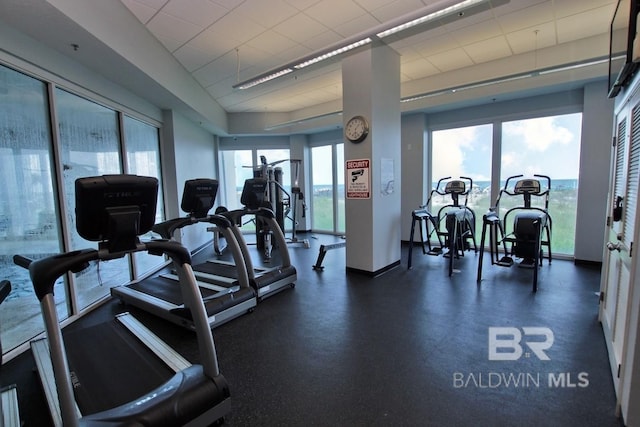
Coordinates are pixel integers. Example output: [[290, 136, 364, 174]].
[[346, 158, 370, 199]]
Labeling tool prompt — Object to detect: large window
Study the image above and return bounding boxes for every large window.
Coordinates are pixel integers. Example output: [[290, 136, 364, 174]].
[[311, 145, 334, 231], [0, 64, 165, 356], [0, 66, 59, 352], [219, 148, 295, 234], [431, 124, 493, 240], [430, 112, 582, 256], [310, 143, 345, 234], [124, 116, 165, 277], [219, 150, 253, 211], [56, 88, 126, 311], [501, 113, 582, 255]]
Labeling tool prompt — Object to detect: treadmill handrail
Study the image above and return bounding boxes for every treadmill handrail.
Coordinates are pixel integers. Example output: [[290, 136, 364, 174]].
[[15, 240, 225, 427], [152, 214, 233, 240], [15, 241, 191, 302], [222, 206, 275, 226], [221, 208, 292, 271]]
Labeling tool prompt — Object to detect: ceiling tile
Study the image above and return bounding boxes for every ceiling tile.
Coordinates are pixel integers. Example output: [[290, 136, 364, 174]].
[[370, 0, 436, 23], [245, 29, 304, 57], [401, 57, 440, 79], [120, 0, 157, 23], [333, 13, 381, 38], [273, 12, 329, 42], [553, 0, 617, 19], [427, 48, 474, 72], [283, 0, 324, 12], [147, 12, 204, 45], [155, 34, 184, 53], [556, 7, 616, 44], [193, 50, 244, 87], [413, 33, 461, 57], [496, 1, 555, 34], [161, 0, 230, 27], [300, 30, 344, 51], [447, 17, 504, 46], [464, 36, 512, 64], [173, 44, 219, 71], [505, 21, 557, 55], [234, 0, 299, 28], [304, 0, 367, 29]]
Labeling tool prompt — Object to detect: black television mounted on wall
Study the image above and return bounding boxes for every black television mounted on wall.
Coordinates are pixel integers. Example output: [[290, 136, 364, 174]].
[[608, 0, 640, 98]]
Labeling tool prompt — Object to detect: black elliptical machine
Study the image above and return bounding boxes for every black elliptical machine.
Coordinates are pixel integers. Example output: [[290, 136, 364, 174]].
[[408, 176, 477, 276], [476, 174, 553, 292]]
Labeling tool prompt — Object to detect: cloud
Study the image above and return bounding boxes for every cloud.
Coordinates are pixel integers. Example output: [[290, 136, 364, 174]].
[[503, 117, 574, 152]]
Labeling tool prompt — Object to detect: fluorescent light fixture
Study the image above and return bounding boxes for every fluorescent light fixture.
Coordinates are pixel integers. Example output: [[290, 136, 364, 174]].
[[401, 56, 610, 104], [294, 38, 372, 69], [236, 68, 293, 89], [537, 57, 611, 75], [264, 111, 343, 131], [377, 0, 489, 38], [234, 0, 494, 89], [452, 74, 532, 91]]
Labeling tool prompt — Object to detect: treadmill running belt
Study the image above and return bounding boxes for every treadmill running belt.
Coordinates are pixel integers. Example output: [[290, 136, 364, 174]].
[[63, 320, 175, 415], [128, 276, 217, 305], [193, 261, 241, 278]]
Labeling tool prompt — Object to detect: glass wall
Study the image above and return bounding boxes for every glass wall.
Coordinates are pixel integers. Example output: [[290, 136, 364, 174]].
[[0, 63, 165, 355], [0, 65, 59, 352], [311, 145, 334, 231], [310, 142, 345, 234], [431, 124, 493, 240], [56, 88, 127, 311], [430, 113, 582, 256], [219, 150, 254, 211], [336, 143, 345, 232], [500, 113, 582, 255], [124, 116, 166, 277]]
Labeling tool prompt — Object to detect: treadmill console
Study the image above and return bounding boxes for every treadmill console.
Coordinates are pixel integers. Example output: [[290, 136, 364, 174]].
[[240, 178, 268, 210], [75, 175, 158, 250], [181, 179, 219, 218]]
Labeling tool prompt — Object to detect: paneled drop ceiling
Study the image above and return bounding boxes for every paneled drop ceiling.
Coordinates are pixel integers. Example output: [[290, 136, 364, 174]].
[[120, 0, 622, 116], [0, 0, 626, 135]]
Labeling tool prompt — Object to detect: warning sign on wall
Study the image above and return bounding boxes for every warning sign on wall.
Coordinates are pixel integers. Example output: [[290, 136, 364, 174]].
[[346, 158, 370, 199]]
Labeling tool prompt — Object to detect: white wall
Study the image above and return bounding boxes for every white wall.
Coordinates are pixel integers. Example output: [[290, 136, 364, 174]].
[[575, 81, 615, 262], [401, 114, 428, 241], [165, 111, 218, 252]]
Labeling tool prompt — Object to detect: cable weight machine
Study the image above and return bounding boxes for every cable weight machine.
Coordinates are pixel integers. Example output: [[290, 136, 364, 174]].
[[253, 156, 309, 258]]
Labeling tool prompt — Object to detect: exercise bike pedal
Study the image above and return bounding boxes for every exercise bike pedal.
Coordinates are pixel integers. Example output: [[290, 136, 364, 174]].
[[496, 256, 514, 267], [518, 258, 536, 269]]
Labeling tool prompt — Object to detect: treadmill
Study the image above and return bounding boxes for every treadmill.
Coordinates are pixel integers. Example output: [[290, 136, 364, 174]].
[[0, 280, 20, 427], [15, 174, 230, 427], [213, 178, 297, 301], [111, 178, 257, 330]]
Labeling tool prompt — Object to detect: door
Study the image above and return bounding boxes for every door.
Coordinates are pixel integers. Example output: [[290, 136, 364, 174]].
[[600, 100, 640, 411]]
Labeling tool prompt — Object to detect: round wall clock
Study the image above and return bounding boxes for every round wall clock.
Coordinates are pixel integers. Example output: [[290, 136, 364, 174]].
[[344, 115, 369, 143]]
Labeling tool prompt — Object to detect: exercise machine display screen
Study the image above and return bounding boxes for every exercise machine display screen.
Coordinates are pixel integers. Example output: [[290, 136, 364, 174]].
[[75, 174, 158, 242], [181, 178, 219, 218]]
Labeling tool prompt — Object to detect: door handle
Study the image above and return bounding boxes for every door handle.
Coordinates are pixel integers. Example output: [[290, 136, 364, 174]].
[[607, 241, 622, 252]]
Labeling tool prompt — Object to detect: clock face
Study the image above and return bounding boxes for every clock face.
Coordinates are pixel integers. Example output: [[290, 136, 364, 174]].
[[345, 115, 369, 143]]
